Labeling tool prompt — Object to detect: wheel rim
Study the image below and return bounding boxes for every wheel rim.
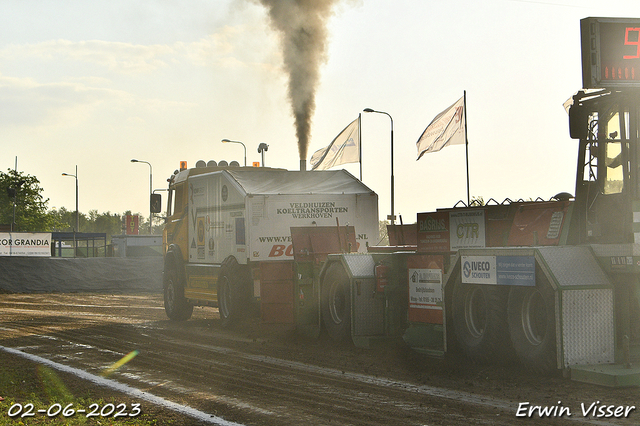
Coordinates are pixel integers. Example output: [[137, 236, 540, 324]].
[[219, 276, 231, 320], [464, 287, 487, 338], [165, 275, 176, 310], [521, 290, 547, 346], [328, 280, 345, 325]]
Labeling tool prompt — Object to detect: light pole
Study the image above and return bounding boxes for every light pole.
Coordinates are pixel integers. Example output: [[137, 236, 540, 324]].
[[363, 108, 395, 224], [131, 159, 153, 234], [62, 166, 79, 257], [221, 139, 247, 166], [62, 166, 79, 232]]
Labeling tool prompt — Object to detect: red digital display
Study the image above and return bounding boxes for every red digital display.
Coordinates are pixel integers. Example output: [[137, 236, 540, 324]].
[[581, 18, 640, 88], [623, 27, 640, 59]]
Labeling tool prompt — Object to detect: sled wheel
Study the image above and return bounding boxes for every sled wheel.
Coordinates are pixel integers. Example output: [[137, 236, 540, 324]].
[[508, 284, 556, 373], [321, 262, 351, 342], [452, 281, 509, 363]]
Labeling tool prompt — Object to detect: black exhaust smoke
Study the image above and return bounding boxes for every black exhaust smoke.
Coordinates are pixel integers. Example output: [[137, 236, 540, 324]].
[[256, 0, 338, 164]]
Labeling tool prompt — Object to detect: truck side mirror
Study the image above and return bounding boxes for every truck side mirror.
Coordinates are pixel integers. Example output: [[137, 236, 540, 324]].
[[569, 103, 588, 140], [150, 193, 162, 213]]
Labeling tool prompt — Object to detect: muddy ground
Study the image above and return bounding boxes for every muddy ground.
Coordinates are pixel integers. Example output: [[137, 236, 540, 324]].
[[1, 292, 639, 425]]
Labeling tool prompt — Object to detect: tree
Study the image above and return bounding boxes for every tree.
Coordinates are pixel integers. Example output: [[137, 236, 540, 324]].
[[49, 208, 126, 238], [0, 169, 62, 231], [48, 207, 86, 232], [84, 210, 124, 237]]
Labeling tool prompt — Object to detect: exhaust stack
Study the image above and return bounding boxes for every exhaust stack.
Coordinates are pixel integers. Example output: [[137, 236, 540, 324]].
[[300, 159, 307, 171]]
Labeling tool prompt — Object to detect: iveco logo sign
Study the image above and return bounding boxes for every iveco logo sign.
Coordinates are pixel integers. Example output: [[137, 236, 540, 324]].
[[463, 260, 492, 279], [463, 261, 471, 278]]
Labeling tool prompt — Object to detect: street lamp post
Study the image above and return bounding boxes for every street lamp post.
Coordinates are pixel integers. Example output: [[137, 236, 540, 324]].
[[62, 165, 79, 257], [62, 166, 79, 232], [131, 159, 153, 234], [363, 108, 395, 224], [221, 139, 247, 166]]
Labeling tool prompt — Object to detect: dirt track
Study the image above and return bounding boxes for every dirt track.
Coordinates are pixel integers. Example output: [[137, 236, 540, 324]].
[[1, 292, 639, 425]]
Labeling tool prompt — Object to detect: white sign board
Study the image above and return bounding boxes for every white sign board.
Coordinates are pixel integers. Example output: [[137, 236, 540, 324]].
[[0, 233, 51, 257], [249, 194, 378, 261], [461, 255, 497, 284], [408, 268, 443, 310], [450, 210, 486, 250]]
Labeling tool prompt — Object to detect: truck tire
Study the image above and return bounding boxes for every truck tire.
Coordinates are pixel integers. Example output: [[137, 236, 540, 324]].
[[163, 261, 193, 321], [218, 258, 251, 328], [321, 262, 351, 342], [507, 285, 556, 373], [452, 281, 509, 363]]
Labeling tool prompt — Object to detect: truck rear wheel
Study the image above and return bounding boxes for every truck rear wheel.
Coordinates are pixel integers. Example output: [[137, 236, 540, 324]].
[[218, 258, 251, 328], [507, 285, 556, 373], [321, 262, 351, 342], [164, 262, 193, 321], [452, 281, 509, 363]]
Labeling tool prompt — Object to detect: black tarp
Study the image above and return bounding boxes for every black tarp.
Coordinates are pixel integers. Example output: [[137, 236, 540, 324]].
[[0, 257, 163, 293]]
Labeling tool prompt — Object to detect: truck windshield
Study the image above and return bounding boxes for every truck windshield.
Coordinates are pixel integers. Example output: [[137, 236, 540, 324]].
[[167, 188, 173, 217], [604, 140, 623, 195], [173, 185, 185, 216]]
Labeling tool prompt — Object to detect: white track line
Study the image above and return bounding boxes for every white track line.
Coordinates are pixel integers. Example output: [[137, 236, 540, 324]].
[[0, 345, 244, 426]]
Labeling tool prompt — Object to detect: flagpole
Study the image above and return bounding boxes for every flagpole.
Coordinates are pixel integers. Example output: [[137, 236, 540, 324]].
[[464, 90, 470, 206], [358, 113, 362, 181]]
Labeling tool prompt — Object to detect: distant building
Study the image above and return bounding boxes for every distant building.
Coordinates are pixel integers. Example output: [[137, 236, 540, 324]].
[[52, 232, 107, 257], [110, 235, 162, 257]]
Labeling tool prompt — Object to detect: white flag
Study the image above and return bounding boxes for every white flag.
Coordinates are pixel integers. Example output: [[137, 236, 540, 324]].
[[416, 96, 465, 160], [310, 117, 360, 170]]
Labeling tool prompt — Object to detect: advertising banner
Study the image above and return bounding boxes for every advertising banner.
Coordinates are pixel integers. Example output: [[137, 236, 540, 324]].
[[496, 256, 535, 286], [249, 194, 377, 262], [310, 117, 360, 170], [407, 255, 444, 324], [417, 211, 450, 252], [462, 255, 536, 286], [416, 96, 465, 159], [0, 233, 51, 257], [461, 255, 496, 284], [450, 210, 486, 250], [409, 269, 443, 308], [125, 215, 139, 235]]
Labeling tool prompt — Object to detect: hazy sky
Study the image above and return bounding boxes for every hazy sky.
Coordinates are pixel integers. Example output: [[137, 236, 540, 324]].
[[1, 0, 639, 224]]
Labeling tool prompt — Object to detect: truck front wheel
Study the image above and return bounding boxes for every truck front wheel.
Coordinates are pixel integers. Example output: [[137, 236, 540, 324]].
[[218, 274, 236, 327], [164, 262, 193, 321], [452, 281, 509, 363], [218, 258, 251, 328], [321, 262, 351, 342], [507, 285, 556, 373]]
